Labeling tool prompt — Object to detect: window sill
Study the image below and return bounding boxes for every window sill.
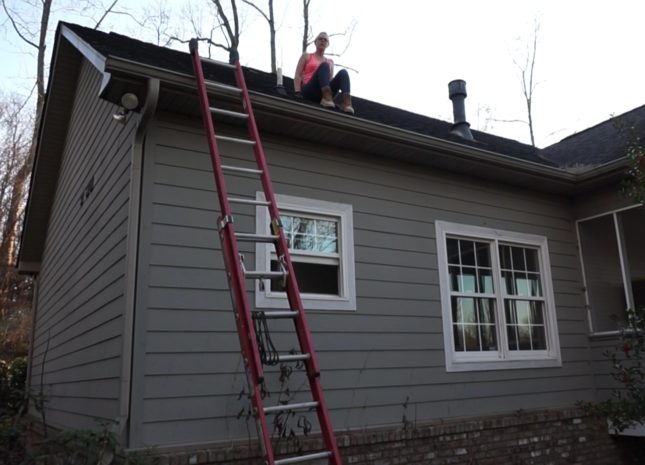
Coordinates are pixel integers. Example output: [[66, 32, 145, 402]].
[[256, 293, 356, 311], [446, 356, 562, 372]]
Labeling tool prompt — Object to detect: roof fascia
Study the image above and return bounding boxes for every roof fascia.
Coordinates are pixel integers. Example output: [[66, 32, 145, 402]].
[[104, 56, 579, 184], [60, 24, 111, 96]]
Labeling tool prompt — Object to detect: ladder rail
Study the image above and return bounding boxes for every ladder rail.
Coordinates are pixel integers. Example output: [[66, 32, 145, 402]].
[[189, 40, 270, 445], [233, 58, 343, 465]]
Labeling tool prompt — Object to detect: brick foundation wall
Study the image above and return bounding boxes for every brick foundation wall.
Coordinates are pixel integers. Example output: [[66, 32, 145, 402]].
[[149, 408, 644, 465]]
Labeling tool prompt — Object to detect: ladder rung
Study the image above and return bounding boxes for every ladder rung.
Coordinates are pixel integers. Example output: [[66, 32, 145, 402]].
[[275, 451, 333, 465], [277, 353, 310, 363], [264, 401, 318, 415], [222, 165, 263, 175], [228, 197, 271, 206], [244, 270, 287, 280], [200, 56, 236, 69], [207, 81, 242, 95], [252, 310, 299, 319], [217, 134, 256, 146], [235, 232, 278, 242], [210, 107, 249, 119]]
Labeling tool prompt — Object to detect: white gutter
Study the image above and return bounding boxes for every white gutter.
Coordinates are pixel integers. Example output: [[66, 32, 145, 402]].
[[116, 77, 159, 445], [103, 56, 579, 185]]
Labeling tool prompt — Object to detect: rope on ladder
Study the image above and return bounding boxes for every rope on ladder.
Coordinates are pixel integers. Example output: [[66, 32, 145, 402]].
[[253, 311, 280, 365]]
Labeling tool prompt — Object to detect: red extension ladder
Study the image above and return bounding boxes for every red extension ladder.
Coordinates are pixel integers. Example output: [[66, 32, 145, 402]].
[[189, 40, 343, 465]]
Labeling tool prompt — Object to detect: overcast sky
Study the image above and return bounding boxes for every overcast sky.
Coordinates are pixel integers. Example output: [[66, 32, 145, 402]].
[[2, 0, 644, 147]]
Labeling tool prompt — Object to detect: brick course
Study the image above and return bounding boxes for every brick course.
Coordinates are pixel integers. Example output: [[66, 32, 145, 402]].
[[149, 408, 644, 465]]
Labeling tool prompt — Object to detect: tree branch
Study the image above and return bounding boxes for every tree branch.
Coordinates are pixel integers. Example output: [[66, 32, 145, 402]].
[[1, 0, 38, 49], [94, 0, 120, 29], [241, 0, 269, 22]]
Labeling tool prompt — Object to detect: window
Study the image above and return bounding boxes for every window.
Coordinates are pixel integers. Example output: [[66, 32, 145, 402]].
[[435, 221, 561, 371], [255, 193, 356, 310], [577, 205, 645, 334]]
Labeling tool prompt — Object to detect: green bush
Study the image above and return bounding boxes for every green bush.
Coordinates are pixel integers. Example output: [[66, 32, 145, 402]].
[[1, 356, 28, 416], [580, 306, 645, 432]]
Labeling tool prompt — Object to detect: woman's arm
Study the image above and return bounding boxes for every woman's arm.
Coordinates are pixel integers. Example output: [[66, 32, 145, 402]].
[[294, 53, 308, 92]]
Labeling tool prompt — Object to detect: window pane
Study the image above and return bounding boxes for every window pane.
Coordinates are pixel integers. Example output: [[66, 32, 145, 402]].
[[447, 238, 460, 264], [449, 266, 461, 292], [451, 296, 462, 322], [515, 300, 530, 324], [478, 299, 496, 324], [281, 215, 339, 253], [525, 249, 539, 272], [517, 326, 531, 350], [460, 298, 476, 323], [271, 260, 339, 295], [461, 241, 476, 266], [530, 301, 544, 324], [454, 324, 465, 351], [464, 325, 480, 351], [499, 245, 512, 270], [460, 267, 477, 293], [622, 208, 645, 310], [476, 242, 491, 267], [507, 325, 518, 350], [478, 269, 494, 294], [527, 273, 542, 297], [531, 326, 547, 350], [515, 272, 530, 296], [480, 325, 497, 350], [578, 215, 627, 332], [502, 271, 515, 295], [512, 247, 526, 270]]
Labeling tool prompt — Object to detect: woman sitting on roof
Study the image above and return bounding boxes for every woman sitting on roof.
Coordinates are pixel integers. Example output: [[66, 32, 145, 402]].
[[294, 32, 354, 115]]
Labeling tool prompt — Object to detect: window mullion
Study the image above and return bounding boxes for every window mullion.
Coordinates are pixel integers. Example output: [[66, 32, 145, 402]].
[[491, 238, 509, 359]]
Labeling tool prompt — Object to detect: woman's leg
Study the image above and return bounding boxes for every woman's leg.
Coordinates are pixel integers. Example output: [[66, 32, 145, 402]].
[[330, 69, 353, 114], [330, 69, 350, 95], [301, 62, 331, 103]]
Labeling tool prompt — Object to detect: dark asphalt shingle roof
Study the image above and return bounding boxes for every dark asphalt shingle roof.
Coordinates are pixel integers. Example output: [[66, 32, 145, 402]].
[[541, 104, 645, 168], [63, 22, 643, 170]]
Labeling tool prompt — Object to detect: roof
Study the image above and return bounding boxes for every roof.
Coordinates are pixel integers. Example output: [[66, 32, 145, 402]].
[[63, 22, 554, 166], [541, 104, 645, 170], [18, 22, 643, 273]]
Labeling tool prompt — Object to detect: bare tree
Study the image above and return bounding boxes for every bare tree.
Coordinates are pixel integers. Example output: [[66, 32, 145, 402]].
[[0, 0, 123, 358], [211, 0, 241, 60], [301, 0, 310, 53], [300, 0, 356, 58], [0, 93, 34, 358], [242, 0, 276, 73], [513, 19, 540, 147]]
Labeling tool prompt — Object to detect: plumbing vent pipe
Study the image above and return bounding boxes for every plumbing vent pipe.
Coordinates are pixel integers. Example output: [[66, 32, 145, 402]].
[[448, 79, 474, 141]]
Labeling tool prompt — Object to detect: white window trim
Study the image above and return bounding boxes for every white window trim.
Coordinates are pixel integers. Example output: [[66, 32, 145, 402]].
[[255, 193, 356, 311], [575, 203, 643, 336], [435, 221, 562, 372]]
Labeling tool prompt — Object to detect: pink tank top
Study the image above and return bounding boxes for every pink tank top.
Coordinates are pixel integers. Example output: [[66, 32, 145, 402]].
[[303, 54, 332, 85]]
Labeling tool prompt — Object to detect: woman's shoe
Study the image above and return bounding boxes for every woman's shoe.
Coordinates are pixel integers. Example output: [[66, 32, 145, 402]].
[[320, 86, 335, 108], [340, 94, 355, 114]]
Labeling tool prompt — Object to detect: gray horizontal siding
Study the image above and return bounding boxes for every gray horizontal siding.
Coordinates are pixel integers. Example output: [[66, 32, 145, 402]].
[[29, 60, 136, 430], [130, 118, 591, 448]]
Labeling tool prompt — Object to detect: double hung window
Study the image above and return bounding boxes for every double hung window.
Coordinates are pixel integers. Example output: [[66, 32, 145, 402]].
[[436, 221, 561, 371], [255, 193, 356, 310]]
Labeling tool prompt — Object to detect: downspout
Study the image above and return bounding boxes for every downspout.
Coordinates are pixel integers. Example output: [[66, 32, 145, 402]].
[[117, 77, 159, 444]]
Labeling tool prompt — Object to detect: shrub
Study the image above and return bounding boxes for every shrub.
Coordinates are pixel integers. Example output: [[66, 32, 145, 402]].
[[580, 306, 645, 432]]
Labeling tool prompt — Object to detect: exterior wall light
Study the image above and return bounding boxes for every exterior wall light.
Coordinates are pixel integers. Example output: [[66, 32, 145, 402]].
[[113, 92, 140, 123]]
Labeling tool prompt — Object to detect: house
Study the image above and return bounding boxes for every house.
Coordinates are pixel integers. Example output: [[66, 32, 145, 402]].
[[18, 21, 645, 464]]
